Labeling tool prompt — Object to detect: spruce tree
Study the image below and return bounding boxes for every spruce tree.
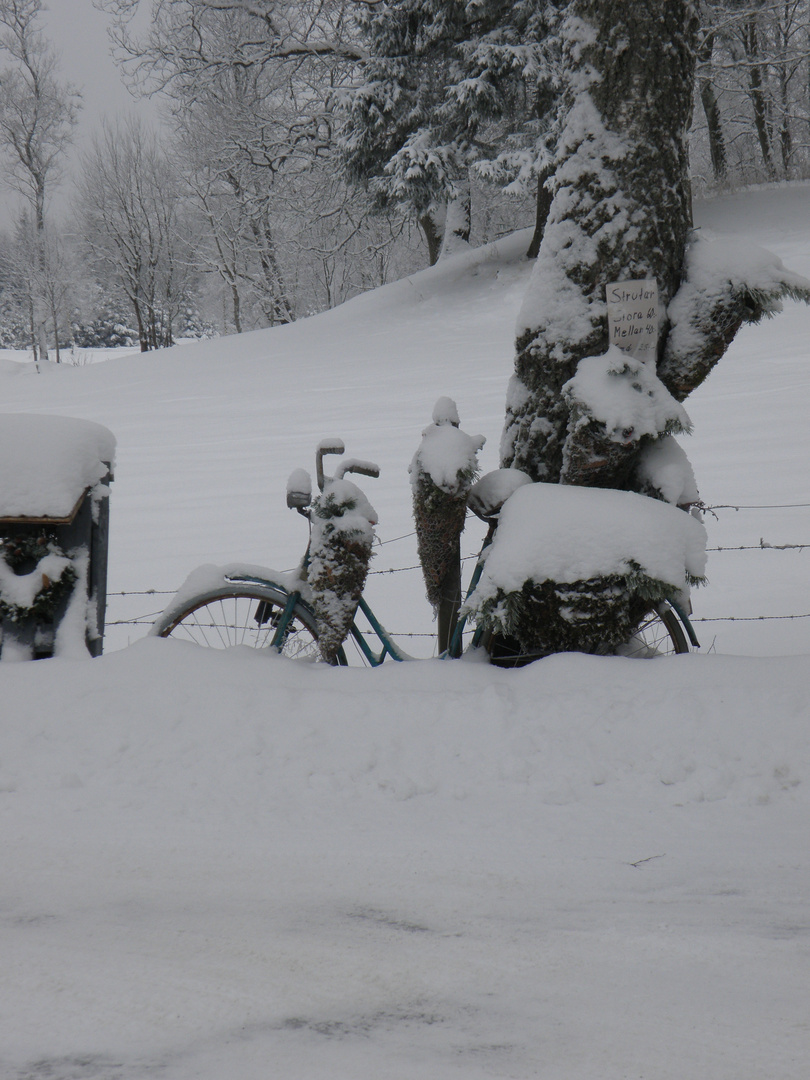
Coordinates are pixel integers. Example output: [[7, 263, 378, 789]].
[[341, 0, 563, 261]]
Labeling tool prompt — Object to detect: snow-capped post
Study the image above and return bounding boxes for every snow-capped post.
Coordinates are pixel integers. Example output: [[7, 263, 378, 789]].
[[410, 398, 485, 654], [485, 0, 810, 657], [308, 475, 378, 664], [0, 414, 115, 660]]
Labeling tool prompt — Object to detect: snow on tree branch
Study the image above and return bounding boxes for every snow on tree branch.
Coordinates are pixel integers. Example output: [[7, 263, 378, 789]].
[[659, 231, 810, 401]]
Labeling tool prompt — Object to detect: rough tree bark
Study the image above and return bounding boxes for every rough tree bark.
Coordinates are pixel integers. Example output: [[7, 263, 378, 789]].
[[743, 17, 775, 177], [525, 167, 554, 260], [501, 0, 698, 486]]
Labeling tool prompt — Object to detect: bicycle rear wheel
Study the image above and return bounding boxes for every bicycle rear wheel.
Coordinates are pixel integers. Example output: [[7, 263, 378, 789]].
[[618, 601, 689, 658], [151, 582, 345, 663]]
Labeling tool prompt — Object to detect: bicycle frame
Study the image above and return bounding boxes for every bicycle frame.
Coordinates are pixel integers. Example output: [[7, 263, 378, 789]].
[[154, 441, 699, 662], [279, 441, 700, 664], [667, 597, 700, 647]]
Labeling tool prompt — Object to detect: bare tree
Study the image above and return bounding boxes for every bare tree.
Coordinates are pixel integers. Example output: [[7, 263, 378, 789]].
[[100, 0, 364, 93], [109, 0, 414, 327], [0, 0, 80, 359], [75, 117, 194, 351], [12, 213, 74, 361], [695, 1, 810, 184], [174, 67, 298, 329]]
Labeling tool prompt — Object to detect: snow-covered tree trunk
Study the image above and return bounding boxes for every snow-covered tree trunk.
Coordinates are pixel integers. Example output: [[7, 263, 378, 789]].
[[419, 208, 445, 268], [438, 181, 471, 262], [490, 0, 810, 658], [501, 0, 698, 485]]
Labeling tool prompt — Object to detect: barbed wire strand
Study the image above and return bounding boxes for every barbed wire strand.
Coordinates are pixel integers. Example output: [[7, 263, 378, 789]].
[[707, 542, 810, 551], [108, 537, 810, 632], [705, 501, 810, 510], [693, 613, 810, 623], [375, 530, 416, 546], [107, 535, 808, 599]]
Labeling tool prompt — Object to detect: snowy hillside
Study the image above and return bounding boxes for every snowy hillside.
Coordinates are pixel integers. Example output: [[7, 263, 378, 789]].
[[1, 186, 810, 1079]]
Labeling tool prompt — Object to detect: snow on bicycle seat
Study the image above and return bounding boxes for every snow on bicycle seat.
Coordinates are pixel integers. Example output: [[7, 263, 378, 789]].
[[467, 468, 532, 521]]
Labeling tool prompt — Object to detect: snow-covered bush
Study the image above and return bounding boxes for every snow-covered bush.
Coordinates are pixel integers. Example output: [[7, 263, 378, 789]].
[[561, 346, 692, 488], [634, 436, 699, 507], [308, 478, 378, 663], [71, 317, 137, 349]]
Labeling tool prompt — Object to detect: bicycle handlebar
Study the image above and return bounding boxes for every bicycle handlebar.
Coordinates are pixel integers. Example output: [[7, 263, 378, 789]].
[[335, 458, 380, 481], [315, 440, 379, 490], [316, 439, 345, 491]]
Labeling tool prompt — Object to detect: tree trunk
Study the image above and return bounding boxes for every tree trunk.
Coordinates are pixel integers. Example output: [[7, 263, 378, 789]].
[[436, 546, 461, 655], [438, 180, 471, 261], [419, 209, 444, 267], [777, 14, 792, 174], [697, 30, 727, 183], [33, 189, 49, 362], [230, 283, 243, 334], [251, 216, 294, 325], [526, 167, 554, 259], [501, 0, 698, 484], [50, 294, 61, 363], [132, 297, 149, 352], [27, 294, 38, 363], [743, 18, 775, 176]]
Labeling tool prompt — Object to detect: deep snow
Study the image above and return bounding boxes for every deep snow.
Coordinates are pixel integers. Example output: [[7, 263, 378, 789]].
[[1, 185, 810, 1079]]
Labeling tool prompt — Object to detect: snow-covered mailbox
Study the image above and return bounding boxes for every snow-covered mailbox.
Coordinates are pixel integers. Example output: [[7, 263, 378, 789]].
[[0, 414, 115, 660]]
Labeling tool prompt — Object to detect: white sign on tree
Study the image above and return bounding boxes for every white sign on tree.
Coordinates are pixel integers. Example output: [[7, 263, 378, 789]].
[[605, 279, 659, 363]]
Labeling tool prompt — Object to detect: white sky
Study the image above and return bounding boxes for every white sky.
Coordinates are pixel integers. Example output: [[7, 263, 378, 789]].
[[47, 0, 139, 126], [0, 0, 160, 224]]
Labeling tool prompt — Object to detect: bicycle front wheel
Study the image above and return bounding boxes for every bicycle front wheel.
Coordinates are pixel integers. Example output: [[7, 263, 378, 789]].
[[152, 582, 343, 663], [618, 601, 689, 658]]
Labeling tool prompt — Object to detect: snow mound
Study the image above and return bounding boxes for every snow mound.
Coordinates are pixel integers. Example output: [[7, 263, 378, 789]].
[[0, 414, 116, 519]]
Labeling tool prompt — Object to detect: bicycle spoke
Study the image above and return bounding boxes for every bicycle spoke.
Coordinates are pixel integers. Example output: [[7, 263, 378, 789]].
[[618, 604, 688, 657], [156, 588, 324, 659]]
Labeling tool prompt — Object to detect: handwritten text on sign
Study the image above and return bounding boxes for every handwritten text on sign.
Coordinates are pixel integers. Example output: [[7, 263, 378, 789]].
[[606, 279, 658, 362]]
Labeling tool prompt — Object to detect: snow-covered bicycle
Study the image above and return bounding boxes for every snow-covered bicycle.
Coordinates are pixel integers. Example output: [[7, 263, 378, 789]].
[[150, 439, 698, 663]]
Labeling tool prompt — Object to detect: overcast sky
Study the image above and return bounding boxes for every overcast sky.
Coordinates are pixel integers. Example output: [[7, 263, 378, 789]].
[[47, 0, 153, 135], [0, 0, 159, 224]]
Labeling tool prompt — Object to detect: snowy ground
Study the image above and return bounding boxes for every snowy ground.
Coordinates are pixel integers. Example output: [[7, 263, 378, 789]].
[[1, 185, 810, 1078]]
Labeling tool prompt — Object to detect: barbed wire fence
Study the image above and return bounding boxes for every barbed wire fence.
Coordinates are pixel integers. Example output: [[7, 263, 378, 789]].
[[690, 499, 810, 627], [105, 500, 810, 639]]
